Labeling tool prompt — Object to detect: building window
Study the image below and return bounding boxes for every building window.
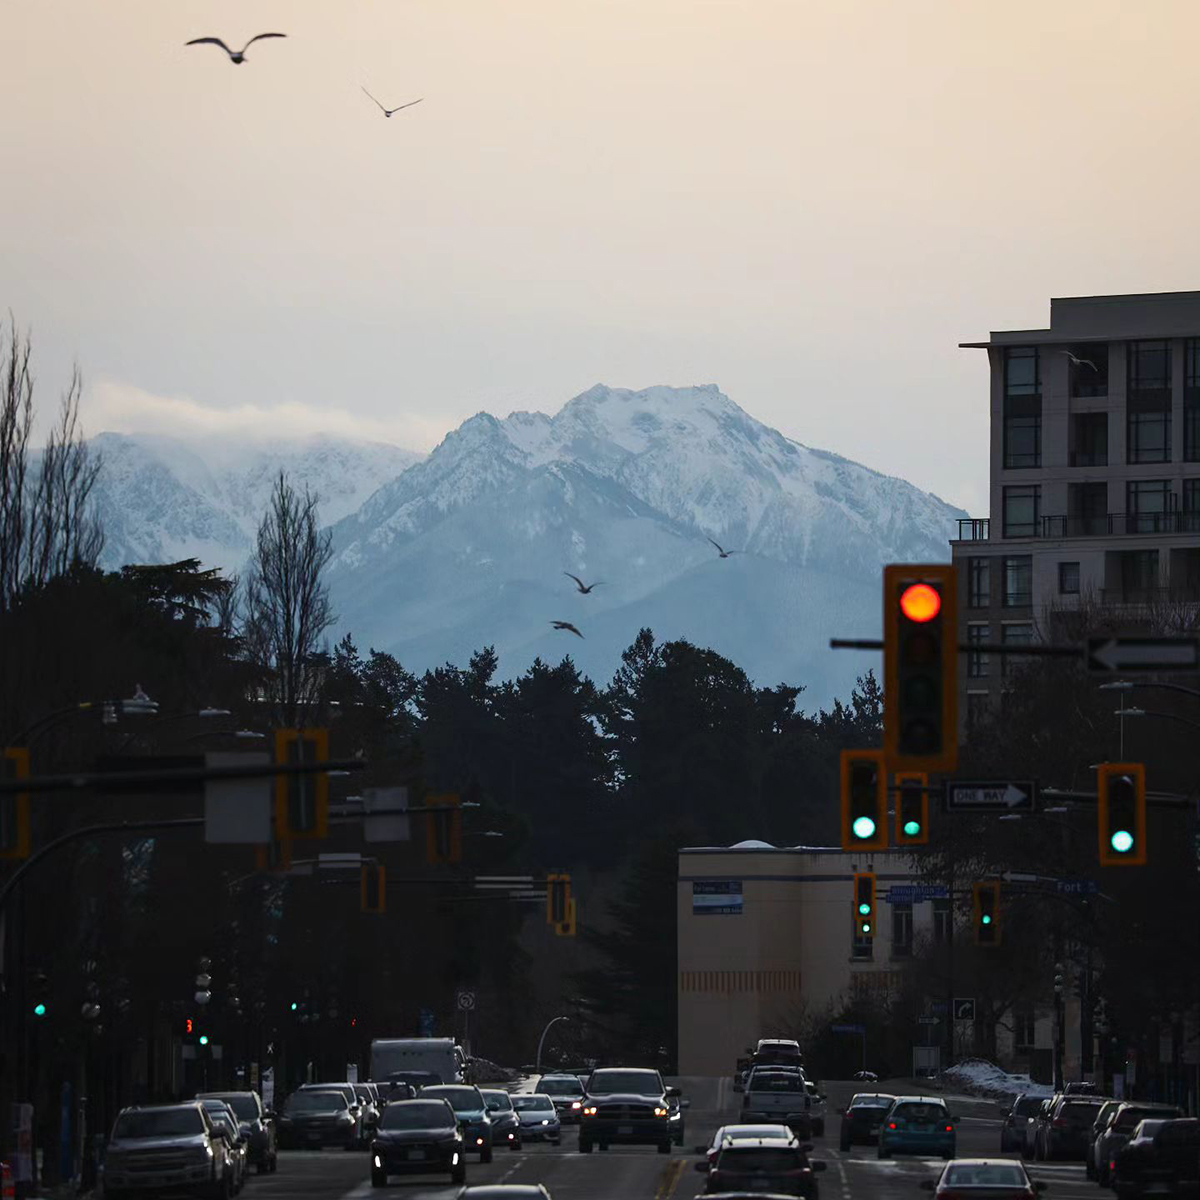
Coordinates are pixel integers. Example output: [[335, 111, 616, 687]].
[[1066, 481, 1108, 537], [1004, 409, 1041, 469], [1015, 1009, 1037, 1050], [1059, 562, 1080, 594], [932, 898, 952, 943], [1068, 343, 1108, 397], [1004, 346, 1040, 397], [1128, 339, 1172, 400], [1186, 339, 1200, 462], [966, 690, 990, 732], [1128, 340, 1173, 464], [1070, 412, 1108, 467], [1001, 622, 1034, 677], [1003, 556, 1032, 607], [1126, 480, 1172, 534], [1128, 407, 1173, 464], [967, 558, 990, 608], [967, 623, 990, 677], [1120, 550, 1159, 602], [1184, 479, 1200, 533], [1003, 485, 1041, 538], [892, 902, 913, 958]]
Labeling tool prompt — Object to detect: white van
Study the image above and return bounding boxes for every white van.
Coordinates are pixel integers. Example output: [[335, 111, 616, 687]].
[[369, 1038, 467, 1086]]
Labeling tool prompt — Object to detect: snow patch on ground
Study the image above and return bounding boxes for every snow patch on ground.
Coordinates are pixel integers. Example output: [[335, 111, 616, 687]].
[[940, 1058, 1053, 1101]]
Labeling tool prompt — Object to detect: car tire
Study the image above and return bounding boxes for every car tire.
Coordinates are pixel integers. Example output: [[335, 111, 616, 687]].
[[371, 1170, 386, 1188], [580, 1139, 593, 1154]]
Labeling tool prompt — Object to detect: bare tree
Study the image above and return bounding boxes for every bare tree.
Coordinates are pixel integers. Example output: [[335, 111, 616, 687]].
[[242, 472, 335, 727], [0, 317, 102, 611]]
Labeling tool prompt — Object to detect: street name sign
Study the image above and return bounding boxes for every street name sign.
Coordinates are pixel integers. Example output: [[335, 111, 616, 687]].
[[886, 884, 949, 904], [945, 781, 1036, 812], [1055, 879, 1099, 896], [1087, 635, 1200, 673], [831, 1024, 866, 1035]]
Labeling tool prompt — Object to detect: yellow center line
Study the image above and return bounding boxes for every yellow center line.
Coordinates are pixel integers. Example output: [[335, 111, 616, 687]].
[[655, 1156, 687, 1200]]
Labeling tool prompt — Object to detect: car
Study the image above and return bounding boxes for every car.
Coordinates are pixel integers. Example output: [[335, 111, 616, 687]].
[[101, 1103, 234, 1200], [852, 1071, 880, 1083], [838, 1093, 896, 1149], [352, 1084, 381, 1137], [1001, 1095, 1046, 1155], [697, 1125, 799, 1168], [919, 1158, 1046, 1200], [420, 1085, 494, 1161], [479, 1089, 523, 1151], [198, 1101, 248, 1193], [370, 1098, 466, 1187], [1023, 1099, 1054, 1160], [1094, 1103, 1186, 1187], [197, 1092, 277, 1175], [384, 1070, 443, 1097], [1086, 1101, 1125, 1180], [537, 1075, 586, 1124], [298, 1083, 365, 1147], [1064, 1082, 1099, 1096], [877, 1096, 956, 1160], [754, 1040, 805, 1069], [457, 1188, 553, 1199], [1035, 1094, 1109, 1161], [511, 1094, 562, 1144], [277, 1089, 359, 1149], [695, 1135, 826, 1198], [580, 1067, 678, 1154], [741, 1068, 813, 1139], [379, 1079, 418, 1103], [1111, 1118, 1200, 1200], [668, 1090, 691, 1146], [804, 1083, 827, 1137]]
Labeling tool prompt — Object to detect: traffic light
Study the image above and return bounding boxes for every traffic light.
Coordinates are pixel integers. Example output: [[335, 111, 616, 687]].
[[554, 896, 577, 938], [894, 772, 930, 845], [853, 873, 876, 938], [883, 564, 958, 773], [255, 836, 293, 874], [547, 873, 571, 926], [972, 881, 1001, 946], [425, 793, 463, 865], [1097, 763, 1147, 866], [30, 971, 49, 1019], [185, 1017, 194, 1035], [1, 747, 31, 860], [840, 749, 888, 852], [361, 862, 387, 914], [274, 728, 329, 840]]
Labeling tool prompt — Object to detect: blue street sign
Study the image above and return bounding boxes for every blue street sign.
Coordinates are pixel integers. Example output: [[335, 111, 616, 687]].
[[831, 1024, 866, 1035], [886, 884, 949, 904], [1054, 879, 1098, 896]]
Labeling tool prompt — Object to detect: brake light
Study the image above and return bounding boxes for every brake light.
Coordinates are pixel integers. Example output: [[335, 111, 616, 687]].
[[889, 1122, 898, 1130], [945, 1125, 954, 1132]]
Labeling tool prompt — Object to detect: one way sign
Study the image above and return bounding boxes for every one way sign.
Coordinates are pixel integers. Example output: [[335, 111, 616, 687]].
[[1087, 635, 1200, 673], [945, 781, 1037, 812]]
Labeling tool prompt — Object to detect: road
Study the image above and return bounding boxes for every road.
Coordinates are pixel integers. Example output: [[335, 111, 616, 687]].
[[248, 1079, 1100, 1200]]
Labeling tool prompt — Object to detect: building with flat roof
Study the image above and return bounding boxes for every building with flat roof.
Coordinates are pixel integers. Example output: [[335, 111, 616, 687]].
[[953, 290, 1200, 726]]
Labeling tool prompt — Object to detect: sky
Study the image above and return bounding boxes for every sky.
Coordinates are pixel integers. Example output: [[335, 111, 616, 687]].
[[5, 0, 1200, 515]]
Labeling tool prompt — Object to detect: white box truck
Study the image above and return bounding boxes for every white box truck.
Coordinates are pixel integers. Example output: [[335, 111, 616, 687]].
[[370, 1038, 467, 1086]]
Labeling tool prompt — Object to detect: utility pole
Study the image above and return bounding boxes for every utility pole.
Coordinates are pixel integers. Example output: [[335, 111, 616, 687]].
[[1053, 961, 1066, 1091]]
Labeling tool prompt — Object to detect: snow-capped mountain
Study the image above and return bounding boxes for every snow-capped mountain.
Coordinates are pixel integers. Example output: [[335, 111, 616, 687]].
[[90, 432, 422, 573], [328, 385, 965, 702]]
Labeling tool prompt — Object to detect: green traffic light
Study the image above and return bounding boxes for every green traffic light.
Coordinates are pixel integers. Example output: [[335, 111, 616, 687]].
[[290, 1002, 298, 1011], [33, 1003, 46, 1017], [852, 816, 876, 840], [981, 914, 993, 925], [861, 922, 872, 934], [858, 902, 871, 915], [199, 1035, 209, 1046], [903, 820, 921, 837], [1110, 830, 1134, 854]]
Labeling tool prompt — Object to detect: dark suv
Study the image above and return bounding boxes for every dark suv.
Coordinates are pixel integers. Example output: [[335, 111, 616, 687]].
[[580, 1068, 677, 1154], [1000, 1094, 1045, 1155], [839, 1094, 895, 1149], [102, 1103, 232, 1200], [696, 1136, 826, 1198], [1034, 1095, 1108, 1161]]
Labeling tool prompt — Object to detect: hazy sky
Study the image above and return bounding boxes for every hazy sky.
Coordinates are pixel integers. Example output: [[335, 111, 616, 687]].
[[6, 0, 1200, 514]]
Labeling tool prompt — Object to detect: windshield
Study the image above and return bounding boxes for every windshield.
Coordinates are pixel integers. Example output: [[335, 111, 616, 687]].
[[588, 1070, 662, 1095], [1132, 1121, 1167, 1139], [944, 1165, 1027, 1187], [539, 1078, 584, 1096], [1060, 1102, 1104, 1124], [851, 1096, 894, 1110], [201, 1095, 258, 1121], [1015, 1097, 1045, 1116], [893, 1103, 948, 1122], [512, 1096, 553, 1112], [1117, 1107, 1179, 1130], [380, 1102, 454, 1131], [717, 1125, 792, 1143], [718, 1147, 801, 1171], [286, 1092, 347, 1113], [114, 1109, 205, 1139], [421, 1087, 483, 1113], [482, 1093, 514, 1112]]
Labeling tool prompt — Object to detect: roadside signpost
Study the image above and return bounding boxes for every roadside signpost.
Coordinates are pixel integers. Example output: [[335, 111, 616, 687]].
[[945, 781, 1036, 813], [953, 998, 976, 1022]]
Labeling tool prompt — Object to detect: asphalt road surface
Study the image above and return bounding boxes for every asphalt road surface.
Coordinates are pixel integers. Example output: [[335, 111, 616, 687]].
[[249, 1078, 1099, 1200]]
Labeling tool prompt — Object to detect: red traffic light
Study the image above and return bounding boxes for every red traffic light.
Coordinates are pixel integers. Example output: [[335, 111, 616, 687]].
[[899, 583, 941, 623]]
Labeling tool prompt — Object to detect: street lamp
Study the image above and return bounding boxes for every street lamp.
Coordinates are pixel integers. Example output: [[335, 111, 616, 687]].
[[535, 1016, 570, 1074]]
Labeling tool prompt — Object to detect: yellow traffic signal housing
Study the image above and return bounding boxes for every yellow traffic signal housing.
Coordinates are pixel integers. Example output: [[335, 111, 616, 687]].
[[547, 873, 571, 926], [555, 896, 577, 938], [973, 880, 1001, 946], [425, 793, 463, 865], [361, 863, 387, 914], [853, 873, 876, 938], [254, 837, 293, 874], [894, 771, 930, 845], [840, 749, 888, 852], [883, 564, 958, 773], [1097, 763, 1147, 866], [1, 747, 31, 860], [274, 728, 330, 840]]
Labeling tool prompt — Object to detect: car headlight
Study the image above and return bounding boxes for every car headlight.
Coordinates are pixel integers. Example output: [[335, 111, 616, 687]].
[[654, 1107, 669, 1118], [571, 1101, 582, 1109], [541, 1119, 549, 1126]]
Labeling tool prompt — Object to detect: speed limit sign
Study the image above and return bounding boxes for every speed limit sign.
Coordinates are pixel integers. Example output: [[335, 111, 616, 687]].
[[456, 990, 476, 1012]]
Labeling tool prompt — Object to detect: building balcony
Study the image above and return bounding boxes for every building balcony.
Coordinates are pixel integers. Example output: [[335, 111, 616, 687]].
[[957, 518, 990, 541], [1100, 586, 1200, 606]]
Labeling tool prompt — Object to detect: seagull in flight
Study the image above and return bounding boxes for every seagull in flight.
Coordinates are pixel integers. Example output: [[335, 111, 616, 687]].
[[551, 620, 584, 639], [1060, 350, 1098, 371], [564, 572, 604, 595], [707, 536, 738, 559], [361, 87, 424, 117], [185, 33, 287, 64]]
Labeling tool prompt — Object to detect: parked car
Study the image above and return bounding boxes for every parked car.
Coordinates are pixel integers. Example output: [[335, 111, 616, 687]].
[[277, 1090, 358, 1149], [420, 1085, 494, 1161], [919, 1158, 1045, 1200], [537, 1075, 586, 1124], [877, 1096, 956, 1160], [1094, 1104, 1186, 1187], [511, 1094, 561, 1144], [742, 1068, 813, 1139], [1023, 1098, 1055, 1160], [1086, 1101, 1125, 1180], [697, 1124, 798, 1168], [579, 1068, 677, 1154], [1064, 1082, 1099, 1096], [696, 1135, 826, 1198], [197, 1092, 277, 1175], [839, 1094, 896, 1150], [198, 1101, 248, 1194], [1111, 1118, 1200, 1200], [479, 1089, 523, 1151], [369, 1098, 465, 1187], [101, 1103, 234, 1200], [1035, 1095, 1109, 1161], [1001, 1095, 1046, 1155]]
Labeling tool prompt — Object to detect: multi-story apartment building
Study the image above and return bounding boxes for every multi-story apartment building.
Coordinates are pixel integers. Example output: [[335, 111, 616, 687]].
[[952, 290, 1200, 724]]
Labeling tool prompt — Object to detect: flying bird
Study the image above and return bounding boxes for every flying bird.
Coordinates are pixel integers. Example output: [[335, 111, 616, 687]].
[[707, 536, 738, 559], [185, 33, 287, 64], [563, 572, 604, 595], [551, 620, 584, 639], [361, 87, 424, 117], [1060, 350, 1098, 371]]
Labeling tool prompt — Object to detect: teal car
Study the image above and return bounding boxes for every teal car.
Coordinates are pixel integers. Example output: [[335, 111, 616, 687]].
[[878, 1096, 957, 1160]]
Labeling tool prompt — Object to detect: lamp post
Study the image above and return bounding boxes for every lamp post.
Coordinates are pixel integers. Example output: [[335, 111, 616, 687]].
[[535, 1016, 570, 1075], [1053, 963, 1066, 1091]]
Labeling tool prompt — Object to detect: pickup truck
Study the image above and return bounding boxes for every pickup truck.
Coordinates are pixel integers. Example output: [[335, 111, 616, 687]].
[[1112, 1118, 1200, 1199], [741, 1067, 812, 1138]]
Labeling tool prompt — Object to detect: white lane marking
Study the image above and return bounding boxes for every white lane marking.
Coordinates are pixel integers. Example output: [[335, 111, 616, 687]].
[[498, 1155, 527, 1183], [717, 1074, 727, 1112], [336, 1182, 373, 1200], [835, 1155, 852, 1200]]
